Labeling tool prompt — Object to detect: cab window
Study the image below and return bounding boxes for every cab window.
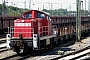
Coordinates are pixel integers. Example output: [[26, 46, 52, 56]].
[[37, 12, 45, 18], [24, 13, 32, 18]]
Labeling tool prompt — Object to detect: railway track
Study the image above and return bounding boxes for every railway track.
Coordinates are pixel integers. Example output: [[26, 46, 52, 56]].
[[0, 38, 7, 53], [52, 45, 90, 60], [0, 39, 75, 60], [0, 38, 6, 44], [0, 36, 90, 60], [0, 40, 6, 44], [0, 38, 89, 60], [1, 46, 54, 60], [20, 41, 76, 60], [0, 43, 16, 60], [22, 37, 90, 60], [0, 46, 6, 49], [76, 55, 90, 60], [0, 47, 8, 53]]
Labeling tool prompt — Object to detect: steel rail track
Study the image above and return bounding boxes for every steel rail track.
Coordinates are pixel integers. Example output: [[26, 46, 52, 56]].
[[52, 45, 90, 60], [0, 48, 9, 53], [76, 55, 90, 60], [0, 46, 6, 49], [0, 38, 6, 45], [0, 40, 6, 44]]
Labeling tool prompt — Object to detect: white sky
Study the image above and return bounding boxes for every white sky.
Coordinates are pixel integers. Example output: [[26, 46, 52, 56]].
[[0, 0, 89, 11]]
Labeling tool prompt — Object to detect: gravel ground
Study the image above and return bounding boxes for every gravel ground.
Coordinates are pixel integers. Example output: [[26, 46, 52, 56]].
[[0, 49, 16, 59], [0, 38, 16, 59]]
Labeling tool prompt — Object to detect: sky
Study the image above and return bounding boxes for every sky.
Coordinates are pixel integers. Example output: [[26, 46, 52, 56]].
[[0, 0, 89, 11]]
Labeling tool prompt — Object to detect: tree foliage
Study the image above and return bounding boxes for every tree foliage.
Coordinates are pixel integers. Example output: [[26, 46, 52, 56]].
[[7, 6, 28, 16], [2, 1, 7, 15], [0, 3, 89, 16], [42, 9, 70, 16], [0, 3, 28, 16], [42, 9, 89, 16]]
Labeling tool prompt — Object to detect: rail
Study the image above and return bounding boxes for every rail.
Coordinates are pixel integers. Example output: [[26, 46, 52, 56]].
[[52, 45, 90, 60]]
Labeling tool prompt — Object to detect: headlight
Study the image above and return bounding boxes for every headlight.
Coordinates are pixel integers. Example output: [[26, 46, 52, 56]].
[[33, 37, 37, 40]]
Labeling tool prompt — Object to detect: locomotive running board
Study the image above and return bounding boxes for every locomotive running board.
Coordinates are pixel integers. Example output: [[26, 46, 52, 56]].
[[40, 35, 56, 40]]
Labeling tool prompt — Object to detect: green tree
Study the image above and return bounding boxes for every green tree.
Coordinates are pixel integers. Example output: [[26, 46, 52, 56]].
[[2, 0, 7, 15]]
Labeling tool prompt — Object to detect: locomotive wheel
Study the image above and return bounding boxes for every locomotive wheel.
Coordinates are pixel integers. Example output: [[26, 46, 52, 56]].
[[16, 46, 20, 54]]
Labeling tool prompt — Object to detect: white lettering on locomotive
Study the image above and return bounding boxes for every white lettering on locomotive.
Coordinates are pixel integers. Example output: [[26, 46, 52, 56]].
[[15, 23, 31, 26]]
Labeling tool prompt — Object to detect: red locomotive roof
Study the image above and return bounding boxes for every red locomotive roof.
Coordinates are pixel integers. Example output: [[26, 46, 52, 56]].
[[22, 10, 50, 18]]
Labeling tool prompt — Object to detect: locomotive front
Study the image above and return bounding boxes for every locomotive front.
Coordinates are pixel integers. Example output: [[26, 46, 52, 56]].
[[6, 10, 35, 53], [6, 10, 57, 54]]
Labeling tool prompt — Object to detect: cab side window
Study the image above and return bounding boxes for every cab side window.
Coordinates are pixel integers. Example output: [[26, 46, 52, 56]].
[[37, 12, 45, 18]]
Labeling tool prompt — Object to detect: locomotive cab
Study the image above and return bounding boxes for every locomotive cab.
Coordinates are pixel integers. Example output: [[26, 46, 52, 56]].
[[6, 10, 57, 53]]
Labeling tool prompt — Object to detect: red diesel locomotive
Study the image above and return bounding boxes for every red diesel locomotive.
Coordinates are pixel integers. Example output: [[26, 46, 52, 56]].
[[6, 10, 57, 53]]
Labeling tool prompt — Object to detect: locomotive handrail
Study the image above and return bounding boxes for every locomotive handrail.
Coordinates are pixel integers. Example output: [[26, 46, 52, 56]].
[[38, 27, 43, 36]]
